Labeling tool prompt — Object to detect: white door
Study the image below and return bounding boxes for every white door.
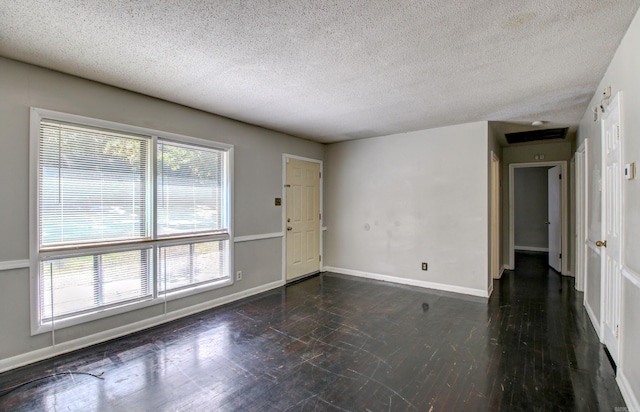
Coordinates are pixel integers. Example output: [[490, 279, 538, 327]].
[[548, 166, 562, 272], [286, 158, 321, 280], [601, 93, 622, 364]]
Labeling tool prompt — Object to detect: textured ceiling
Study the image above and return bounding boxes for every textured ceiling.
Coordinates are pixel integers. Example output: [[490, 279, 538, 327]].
[[1, 1, 638, 143]]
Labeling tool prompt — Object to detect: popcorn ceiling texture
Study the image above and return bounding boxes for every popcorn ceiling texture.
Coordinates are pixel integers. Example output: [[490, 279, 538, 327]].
[[0, 0, 638, 143]]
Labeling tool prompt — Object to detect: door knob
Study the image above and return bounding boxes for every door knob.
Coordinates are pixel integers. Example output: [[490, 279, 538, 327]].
[[596, 240, 607, 247], [545, 221, 551, 225], [287, 226, 293, 231]]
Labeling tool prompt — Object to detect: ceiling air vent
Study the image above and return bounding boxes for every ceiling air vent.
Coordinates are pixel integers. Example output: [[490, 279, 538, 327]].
[[505, 127, 568, 144]]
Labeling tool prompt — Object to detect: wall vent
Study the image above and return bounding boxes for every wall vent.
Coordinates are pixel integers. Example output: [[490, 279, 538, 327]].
[[505, 128, 568, 144]]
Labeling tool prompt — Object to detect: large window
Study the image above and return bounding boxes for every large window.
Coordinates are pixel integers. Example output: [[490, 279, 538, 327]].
[[31, 109, 232, 333]]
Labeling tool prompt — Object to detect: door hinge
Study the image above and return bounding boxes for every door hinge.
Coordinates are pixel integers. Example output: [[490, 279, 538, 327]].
[[319, 172, 322, 178], [319, 213, 321, 220], [616, 325, 619, 338], [559, 174, 562, 180], [559, 253, 562, 259], [319, 255, 322, 262]]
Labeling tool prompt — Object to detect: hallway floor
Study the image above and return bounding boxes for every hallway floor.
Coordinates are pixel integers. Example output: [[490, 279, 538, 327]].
[[0, 252, 626, 411]]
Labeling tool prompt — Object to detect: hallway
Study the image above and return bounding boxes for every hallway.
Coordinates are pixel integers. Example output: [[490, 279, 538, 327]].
[[0, 252, 626, 411]]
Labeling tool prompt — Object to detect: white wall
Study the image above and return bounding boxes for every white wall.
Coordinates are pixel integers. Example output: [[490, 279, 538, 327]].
[[0, 57, 324, 369], [514, 167, 550, 250], [576, 8, 640, 410], [324, 122, 490, 296]]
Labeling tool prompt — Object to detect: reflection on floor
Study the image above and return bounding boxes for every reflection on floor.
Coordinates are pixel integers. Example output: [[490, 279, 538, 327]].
[[0, 252, 626, 411]]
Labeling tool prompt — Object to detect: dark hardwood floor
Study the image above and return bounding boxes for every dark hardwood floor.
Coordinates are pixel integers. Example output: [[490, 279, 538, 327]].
[[0, 252, 626, 411]]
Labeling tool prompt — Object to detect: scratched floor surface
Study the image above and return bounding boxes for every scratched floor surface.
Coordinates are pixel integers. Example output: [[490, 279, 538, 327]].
[[0, 252, 626, 411]]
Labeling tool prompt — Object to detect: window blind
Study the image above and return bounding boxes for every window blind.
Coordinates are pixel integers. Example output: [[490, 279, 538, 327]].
[[40, 249, 152, 322], [39, 120, 149, 248], [157, 141, 224, 236]]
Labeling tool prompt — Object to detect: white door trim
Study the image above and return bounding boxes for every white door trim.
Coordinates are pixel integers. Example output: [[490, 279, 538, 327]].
[[548, 165, 563, 272], [574, 141, 587, 292], [490, 151, 501, 285], [508, 161, 569, 274], [282, 154, 323, 283]]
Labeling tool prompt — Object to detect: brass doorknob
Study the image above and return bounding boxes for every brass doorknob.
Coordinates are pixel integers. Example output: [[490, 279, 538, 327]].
[[596, 240, 607, 247]]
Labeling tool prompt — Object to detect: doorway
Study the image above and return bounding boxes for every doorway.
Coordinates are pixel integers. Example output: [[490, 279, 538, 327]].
[[282, 155, 322, 281], [508, 161, 569, 274]]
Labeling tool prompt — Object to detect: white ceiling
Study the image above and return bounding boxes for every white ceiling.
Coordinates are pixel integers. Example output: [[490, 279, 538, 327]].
[[1, 1, 638, 144]]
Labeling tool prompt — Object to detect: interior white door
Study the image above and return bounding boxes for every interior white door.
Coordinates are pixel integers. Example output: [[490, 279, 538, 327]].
[[601, 93, 622, 364], [548, 166, 562, 272], [286, 158, 320, 280]]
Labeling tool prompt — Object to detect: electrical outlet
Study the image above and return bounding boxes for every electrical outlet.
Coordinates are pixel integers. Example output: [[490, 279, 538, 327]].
[[236, 271, 242, 281], [421, 262, 428, 271]]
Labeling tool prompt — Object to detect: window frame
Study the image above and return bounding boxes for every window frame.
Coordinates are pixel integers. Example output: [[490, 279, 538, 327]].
[[30, 108, 234, 335]]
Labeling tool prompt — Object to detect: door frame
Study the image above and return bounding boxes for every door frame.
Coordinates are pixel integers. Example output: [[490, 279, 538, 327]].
[[281, 154, 323, 283], [490, 151, 501, 285], [574, 141, 587, 292], [508, 160, 569, 274]]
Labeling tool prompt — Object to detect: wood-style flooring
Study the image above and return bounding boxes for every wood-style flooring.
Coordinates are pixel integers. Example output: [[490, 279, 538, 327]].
[[0, 252, 626, 411]]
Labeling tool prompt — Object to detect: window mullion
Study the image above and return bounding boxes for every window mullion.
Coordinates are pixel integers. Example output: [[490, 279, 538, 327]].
[[151, 135, 159, 299]]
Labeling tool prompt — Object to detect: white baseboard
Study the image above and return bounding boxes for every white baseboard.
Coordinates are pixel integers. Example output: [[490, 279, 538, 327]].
[[0, 280, 284, 373], [0, 259, 29, 271], [584, 300, 601, 341], [514, 246, 549, 252], [617, 370, 640, 412], [323, 266, 488, 298]]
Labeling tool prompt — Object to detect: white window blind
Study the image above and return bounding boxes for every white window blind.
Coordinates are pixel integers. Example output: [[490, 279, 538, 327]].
[[157, 141, 224, 236], [40, 249, 152, 322], [158, 240, 228, 292], [33, 111, 232, 332], [39, 120, 149, 247]]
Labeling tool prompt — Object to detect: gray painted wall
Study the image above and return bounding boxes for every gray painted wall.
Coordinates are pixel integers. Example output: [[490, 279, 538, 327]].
[[576, 8, 640, 408], [324, 122, 490, 295], [0, 57, 324, 365], [514, 167, 550, 250]]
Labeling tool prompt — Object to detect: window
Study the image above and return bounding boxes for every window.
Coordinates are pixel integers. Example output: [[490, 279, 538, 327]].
[[32, 109, 233, 333]]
